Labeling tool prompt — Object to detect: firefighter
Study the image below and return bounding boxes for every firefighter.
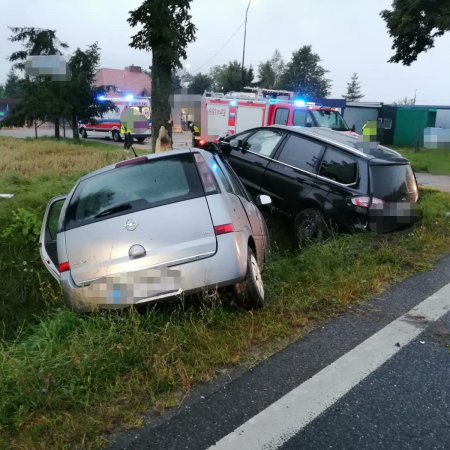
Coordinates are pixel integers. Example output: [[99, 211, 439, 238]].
[[189, 121, 202, 147]]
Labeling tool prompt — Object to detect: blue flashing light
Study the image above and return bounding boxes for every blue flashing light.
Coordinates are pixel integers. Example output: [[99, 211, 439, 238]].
[[294, 99, 306, 107], [97, 95, 106, 101], [230, 100, 237, 106], [125, 94, 134, 101], [212, 163, 219, 172], [268, 98, 279, 104]]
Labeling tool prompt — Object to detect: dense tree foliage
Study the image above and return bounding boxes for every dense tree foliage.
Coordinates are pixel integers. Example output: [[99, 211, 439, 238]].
[[381, 0, 450, 65], [209, 61, 254, 92], [343, 73, 363, 102], [3, 70, 22, 98], [63, 43, 115, 140], [6, 27, 112, 139], [128, 0, 196, 150], [7, 27, 69, 136], [256, 50, 285, 89], [280, 45, 331, 99], [188, 72, 213, 94]]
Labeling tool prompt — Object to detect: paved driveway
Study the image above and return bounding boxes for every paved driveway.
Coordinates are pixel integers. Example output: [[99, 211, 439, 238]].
[[415, 172, 450, 193]]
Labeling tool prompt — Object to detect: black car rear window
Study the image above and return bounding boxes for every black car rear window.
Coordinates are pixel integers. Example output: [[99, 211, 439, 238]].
[[370, 164, 417, 201], [65, 153, 204, 230], [318, 146, 358, 185]]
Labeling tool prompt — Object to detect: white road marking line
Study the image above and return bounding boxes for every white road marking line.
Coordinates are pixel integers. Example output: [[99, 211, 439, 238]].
[[209, 283, 450, 450]]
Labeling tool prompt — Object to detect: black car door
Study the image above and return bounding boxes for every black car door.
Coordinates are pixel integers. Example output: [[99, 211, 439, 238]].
[[227, 128, 286, 198], [316, 145, 362, 227], [262, 133, 325, 212]]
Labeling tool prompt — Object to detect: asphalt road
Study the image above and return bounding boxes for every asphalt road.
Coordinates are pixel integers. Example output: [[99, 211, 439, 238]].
[[108, 255, 450, 450]]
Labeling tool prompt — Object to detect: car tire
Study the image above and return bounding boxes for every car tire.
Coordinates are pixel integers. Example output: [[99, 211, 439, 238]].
[[112, 130, 121, 142], [234, 247, 265, 309], [80, 128, 87, 138], [294, 208, 326, 248]]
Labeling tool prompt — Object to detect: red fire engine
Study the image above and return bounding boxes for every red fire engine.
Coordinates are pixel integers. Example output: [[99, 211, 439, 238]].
[[200, 88, 353, 142]]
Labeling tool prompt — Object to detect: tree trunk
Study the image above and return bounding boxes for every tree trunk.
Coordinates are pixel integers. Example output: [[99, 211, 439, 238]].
[[72, 115, 80, 141], [54, 117, 60, 139], [151, 50, 172, 152]]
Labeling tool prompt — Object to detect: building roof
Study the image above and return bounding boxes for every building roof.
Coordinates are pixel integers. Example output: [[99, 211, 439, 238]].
[[94, 66, 151, 96]]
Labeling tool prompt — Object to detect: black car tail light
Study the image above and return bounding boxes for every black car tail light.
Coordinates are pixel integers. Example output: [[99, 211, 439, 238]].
[[351, 196, 384, 209]]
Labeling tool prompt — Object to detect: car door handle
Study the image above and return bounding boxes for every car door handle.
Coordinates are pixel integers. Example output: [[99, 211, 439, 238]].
[[253, 161, 264, 167]]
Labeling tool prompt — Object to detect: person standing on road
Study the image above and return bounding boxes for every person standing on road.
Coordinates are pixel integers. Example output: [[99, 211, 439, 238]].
[[166, 114, 174, 149]]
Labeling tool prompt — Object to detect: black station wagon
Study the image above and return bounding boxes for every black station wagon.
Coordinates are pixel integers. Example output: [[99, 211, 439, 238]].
[[215, 126, 420, 245]]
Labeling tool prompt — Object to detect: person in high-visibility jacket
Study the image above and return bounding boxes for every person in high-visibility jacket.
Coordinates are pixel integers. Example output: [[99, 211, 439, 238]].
[[189, 122, 203, 148]]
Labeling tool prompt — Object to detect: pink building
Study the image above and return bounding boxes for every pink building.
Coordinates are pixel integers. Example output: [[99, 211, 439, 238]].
[[94, 66, 151, 96]]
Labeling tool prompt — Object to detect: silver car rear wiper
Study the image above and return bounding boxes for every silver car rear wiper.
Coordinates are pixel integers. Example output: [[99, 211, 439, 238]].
[[94, 202, 132, 218]]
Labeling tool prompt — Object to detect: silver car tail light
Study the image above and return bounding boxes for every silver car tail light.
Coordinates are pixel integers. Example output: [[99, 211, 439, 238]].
[[194, 153, 219, 194], [59, 261, 71, 272], [214, 224, 234, 235]]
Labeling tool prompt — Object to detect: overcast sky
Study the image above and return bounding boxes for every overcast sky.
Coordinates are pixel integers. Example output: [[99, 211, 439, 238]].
[[1, 0, 449, 105]]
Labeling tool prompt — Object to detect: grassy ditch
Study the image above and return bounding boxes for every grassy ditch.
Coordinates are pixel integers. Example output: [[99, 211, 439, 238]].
[[0, 137, 450, 449], [394, 147, 450, 175]]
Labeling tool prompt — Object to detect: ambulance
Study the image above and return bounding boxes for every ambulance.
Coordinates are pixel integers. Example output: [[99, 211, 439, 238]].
[[78, 95, 152, 143], [200, 88, 353, 143]]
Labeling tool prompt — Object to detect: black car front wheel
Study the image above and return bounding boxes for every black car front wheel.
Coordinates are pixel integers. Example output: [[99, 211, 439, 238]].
[[294, 208, 327, 248]]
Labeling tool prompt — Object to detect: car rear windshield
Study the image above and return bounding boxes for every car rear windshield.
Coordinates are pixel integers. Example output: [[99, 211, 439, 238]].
[[370, 164, 417, 202], [65, 153, 204, 230]]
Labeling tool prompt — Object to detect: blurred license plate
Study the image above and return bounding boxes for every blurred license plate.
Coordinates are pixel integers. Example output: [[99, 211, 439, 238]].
[[85, 267, 181, 304]]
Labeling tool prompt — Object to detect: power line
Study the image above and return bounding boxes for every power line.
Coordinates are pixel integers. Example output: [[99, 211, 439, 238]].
[[191, 19, 245, 73]]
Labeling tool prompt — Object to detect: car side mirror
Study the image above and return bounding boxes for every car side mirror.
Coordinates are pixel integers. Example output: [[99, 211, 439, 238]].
[[351, 124, 356, 132], [255, 194, 272, 206], [229, 139, 242, 149], [305, 122, 312, 128]]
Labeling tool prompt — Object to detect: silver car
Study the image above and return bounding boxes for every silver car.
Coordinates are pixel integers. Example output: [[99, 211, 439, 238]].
[[39, 148, 271, 312]]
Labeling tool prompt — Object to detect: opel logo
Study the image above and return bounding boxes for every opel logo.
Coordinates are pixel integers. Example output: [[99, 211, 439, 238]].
[[124, 218, 138, 231]]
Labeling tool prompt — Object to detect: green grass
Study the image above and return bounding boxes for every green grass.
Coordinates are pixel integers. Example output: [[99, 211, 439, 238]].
[[1, 136, 450, 449], [394, 147, 450, 174]]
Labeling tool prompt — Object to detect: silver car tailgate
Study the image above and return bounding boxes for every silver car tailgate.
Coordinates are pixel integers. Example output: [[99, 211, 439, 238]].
[[65, 197, 217, 285]]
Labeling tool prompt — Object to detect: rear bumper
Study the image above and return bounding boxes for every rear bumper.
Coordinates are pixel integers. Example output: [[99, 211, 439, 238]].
[[367, 202, 422, 233], [60, 233, 248, 312]]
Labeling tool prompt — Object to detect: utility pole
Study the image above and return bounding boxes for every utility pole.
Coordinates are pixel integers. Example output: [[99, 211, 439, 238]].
[[241, 0, 251, 91]]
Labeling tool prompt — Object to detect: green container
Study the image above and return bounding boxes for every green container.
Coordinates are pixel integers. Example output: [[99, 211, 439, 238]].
[[393, 108, 436, 147]]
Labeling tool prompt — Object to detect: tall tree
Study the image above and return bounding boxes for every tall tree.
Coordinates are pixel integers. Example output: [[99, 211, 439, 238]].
[[63, 43, 115, 140], [342, 73, 363, 102], [3, 70, 22, 98], [128, 0, 196, 151], [280, 45, 331, 99], [256, 50, 285, 89], [188, 72, 213, 94], [381, 0, 450, 65], [8, 27, 69, 137], [210, 61, 254, 92], [0, 84, 4, 99], [8, 27, 68, 70]]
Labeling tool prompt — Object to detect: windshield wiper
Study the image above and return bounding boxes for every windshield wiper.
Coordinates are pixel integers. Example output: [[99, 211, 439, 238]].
[[94, 202, 132, 218]]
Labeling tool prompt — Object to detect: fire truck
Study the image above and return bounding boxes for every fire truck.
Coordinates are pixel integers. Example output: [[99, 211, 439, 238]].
[[200, 88, 353, 143], [78, 95, 152, 143]]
